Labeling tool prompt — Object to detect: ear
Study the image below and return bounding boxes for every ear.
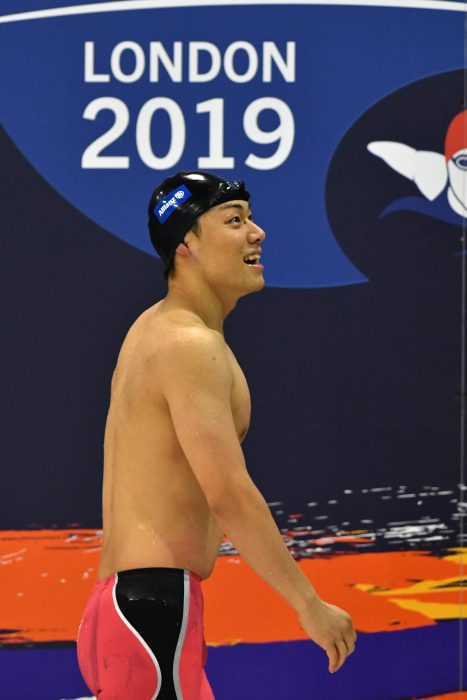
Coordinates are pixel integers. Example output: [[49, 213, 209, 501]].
[[183, 229, 198, 248], [176, 241, 190, 257]]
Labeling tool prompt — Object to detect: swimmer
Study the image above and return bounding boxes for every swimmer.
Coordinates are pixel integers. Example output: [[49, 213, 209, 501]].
[[76, 171, 356, 699]]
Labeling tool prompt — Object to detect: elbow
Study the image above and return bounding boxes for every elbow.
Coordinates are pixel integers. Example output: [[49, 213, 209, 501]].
[[207, 477, 258, 520]]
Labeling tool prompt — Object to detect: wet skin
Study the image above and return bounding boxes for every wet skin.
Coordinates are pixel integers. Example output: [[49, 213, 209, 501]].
[[98, 200, 265, 580]]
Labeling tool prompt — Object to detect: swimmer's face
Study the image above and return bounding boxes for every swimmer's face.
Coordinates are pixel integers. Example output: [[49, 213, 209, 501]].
[[186, 199, 266, 296]]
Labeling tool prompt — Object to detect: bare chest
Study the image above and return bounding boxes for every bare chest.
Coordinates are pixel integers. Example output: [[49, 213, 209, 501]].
[[226, 346, 251, 443]]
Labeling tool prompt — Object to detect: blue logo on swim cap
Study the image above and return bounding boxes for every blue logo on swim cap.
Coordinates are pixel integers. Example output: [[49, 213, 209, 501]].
[[155, 185, 192, 224]]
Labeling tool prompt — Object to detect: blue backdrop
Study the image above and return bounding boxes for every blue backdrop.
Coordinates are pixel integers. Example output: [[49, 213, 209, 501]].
[[0, 1, 465, 698]]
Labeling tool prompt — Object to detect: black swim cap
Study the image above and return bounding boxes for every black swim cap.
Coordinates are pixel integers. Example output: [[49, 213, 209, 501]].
[[148, 171, 250, 269]]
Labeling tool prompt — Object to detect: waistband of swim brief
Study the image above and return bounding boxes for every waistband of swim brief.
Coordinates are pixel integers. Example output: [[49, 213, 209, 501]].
[[95, 566, 202, 587]]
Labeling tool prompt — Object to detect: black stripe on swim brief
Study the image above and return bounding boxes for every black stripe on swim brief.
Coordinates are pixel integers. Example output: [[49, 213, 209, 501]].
[[115, 567, 186, 699]]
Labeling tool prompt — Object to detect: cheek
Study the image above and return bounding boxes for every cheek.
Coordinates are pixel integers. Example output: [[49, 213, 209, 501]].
[[448, 161, 467, 201], [208, 242, 242, 266], [201, 248, 238, 277]]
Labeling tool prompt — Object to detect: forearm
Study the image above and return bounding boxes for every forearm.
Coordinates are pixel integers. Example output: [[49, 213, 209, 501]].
[[211, 477, 318, 613]]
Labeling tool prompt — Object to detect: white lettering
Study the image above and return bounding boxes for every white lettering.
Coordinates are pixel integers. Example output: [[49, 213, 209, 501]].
[[84, 41, 110, 83], [188, 42, 221, 83], [84, 41, 296, 84], [82, 97, 129, 168], [111, 41, 145, 83], [159, 196, 177, 215], [196, 98, 235, 168], [244, 97, 294, 169], [224, 41, 258, 84], [136, 97, 185, 169], [82, 97, 296, 172], [149, 41, 182, 82], [263, 41, 295, 83]]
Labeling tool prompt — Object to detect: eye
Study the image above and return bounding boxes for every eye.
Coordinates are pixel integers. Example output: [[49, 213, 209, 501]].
[[454, 154, 467, 170], [228, 215, 242, 224]]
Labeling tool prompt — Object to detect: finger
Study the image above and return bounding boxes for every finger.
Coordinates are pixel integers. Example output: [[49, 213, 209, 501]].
[[327, 644, 339, 673], [329, 641, 345, 673], [343, 628, 357, 655], [335, 640, 349, 671]]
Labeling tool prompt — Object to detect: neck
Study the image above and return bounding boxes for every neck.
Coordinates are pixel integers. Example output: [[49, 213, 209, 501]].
[[164, 274, 238, 334]]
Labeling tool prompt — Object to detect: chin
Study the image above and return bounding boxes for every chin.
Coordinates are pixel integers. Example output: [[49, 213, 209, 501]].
[[256, 276, 266, 291], [243, 275, 265, 295]]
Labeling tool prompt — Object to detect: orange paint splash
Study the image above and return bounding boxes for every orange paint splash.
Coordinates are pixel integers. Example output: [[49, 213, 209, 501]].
[[0, 530, 464, 646], [417, 694, 467, 700]]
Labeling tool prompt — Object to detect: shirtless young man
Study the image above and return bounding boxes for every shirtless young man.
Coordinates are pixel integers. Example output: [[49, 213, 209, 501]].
[[77, 172, 356, 699]]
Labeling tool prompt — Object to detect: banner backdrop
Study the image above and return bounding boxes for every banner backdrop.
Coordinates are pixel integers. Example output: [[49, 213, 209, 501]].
[[0, 1, 466, 699]]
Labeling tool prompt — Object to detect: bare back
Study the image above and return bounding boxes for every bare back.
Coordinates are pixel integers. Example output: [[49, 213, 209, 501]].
[[98, 301, 251, 580]]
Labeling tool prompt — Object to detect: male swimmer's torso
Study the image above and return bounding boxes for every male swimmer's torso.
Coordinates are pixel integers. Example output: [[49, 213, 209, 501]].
[[98, 301, 248, 581]]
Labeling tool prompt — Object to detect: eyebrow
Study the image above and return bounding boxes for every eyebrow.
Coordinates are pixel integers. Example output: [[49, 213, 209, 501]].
[[219, 202, 252, 214]]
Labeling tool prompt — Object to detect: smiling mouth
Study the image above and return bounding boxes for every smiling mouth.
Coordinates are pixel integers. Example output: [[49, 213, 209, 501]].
[[245, 261, 264, 270], [244, 254, 262, 266]]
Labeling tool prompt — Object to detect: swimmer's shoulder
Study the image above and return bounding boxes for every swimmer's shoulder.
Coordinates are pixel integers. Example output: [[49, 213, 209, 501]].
[[160, 311, 226, 359], [113, 304, 231, 401], [133, 303, 228, 369]]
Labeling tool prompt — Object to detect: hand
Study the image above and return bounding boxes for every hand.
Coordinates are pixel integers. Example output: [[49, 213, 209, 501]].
[[297, 596, 357, 673]]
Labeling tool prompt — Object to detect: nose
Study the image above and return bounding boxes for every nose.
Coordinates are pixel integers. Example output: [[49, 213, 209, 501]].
[[248, 221, 266, 242]]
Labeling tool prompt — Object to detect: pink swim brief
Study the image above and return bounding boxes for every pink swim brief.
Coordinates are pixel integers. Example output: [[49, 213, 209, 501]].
[[77, 567, 215, 699]]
